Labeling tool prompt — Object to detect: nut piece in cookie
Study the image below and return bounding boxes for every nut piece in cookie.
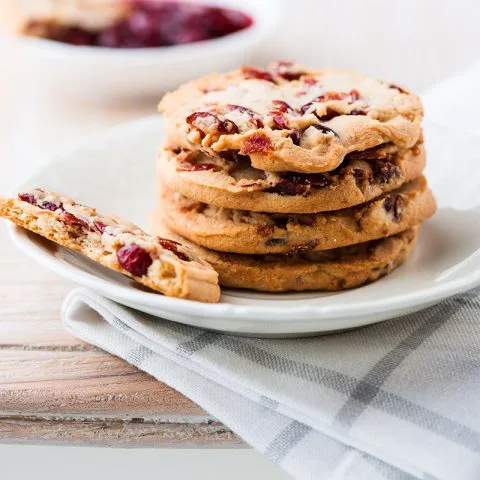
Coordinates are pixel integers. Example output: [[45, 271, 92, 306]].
[[0, 189, 220, 303]]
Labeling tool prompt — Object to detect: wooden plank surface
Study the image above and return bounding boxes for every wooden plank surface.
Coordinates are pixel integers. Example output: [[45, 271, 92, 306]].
[[0, 44, 241, 448], [0, 224, 241, 447]]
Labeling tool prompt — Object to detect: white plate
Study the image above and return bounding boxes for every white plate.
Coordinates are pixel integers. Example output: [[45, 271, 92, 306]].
[[7, 116, 480, 337]]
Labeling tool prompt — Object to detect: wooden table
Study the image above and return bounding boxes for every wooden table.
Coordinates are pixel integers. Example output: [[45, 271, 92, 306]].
[[0, 224, 240, 447], [0, 40, 242, 447]]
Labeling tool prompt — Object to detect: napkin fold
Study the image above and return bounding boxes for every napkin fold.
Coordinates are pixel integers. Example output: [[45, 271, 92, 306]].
[[63, 288, 480, 480]]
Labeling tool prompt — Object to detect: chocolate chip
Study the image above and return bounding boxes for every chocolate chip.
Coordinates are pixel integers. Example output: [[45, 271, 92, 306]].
[[373, 161, 401, 183], [383, 195, 404, 221], [219, 150, 249, 162], [313, 124, 339, 138], [265, 237, 288, 246]]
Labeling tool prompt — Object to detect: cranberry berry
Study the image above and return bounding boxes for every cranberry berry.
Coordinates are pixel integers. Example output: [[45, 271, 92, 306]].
[[158, 238, 190, 262], [18, 193, 36, 205], [117, 244, 153, 277], [186, 112, 239, 136]]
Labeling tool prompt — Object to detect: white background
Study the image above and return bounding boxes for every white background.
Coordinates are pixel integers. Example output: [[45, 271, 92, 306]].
[[1, 1, 479, 479]]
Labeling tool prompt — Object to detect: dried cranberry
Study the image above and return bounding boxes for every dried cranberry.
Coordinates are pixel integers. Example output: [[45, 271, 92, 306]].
[[389, 83, 408, 94], [206, 6, 253, 36], [41, 201, 62, 212], [372, 161, 401, 183], [352, 168, 370, 184], [350, 109, 368, 116], [271, 100, 292, 113], [158, 3, 252, 45], [317, 92, 345, 102], [226, 105, 263, 128], [268, 100, 294, 130], [158, 238, 190, 262], [307, 173, 331, 188], [186, 111, 239, 136], [186, 111, 220, 134], [62, 212, 89, 230], [219, 150, 249, 162], [18, 193, 36, 205], [316, 107, 341, 121], [304, 78, 318, 86], [288, 129, 301, 146], [301, 89, 361, 115], [273, 61, 305, 81], [265, 237, 287, 246], [267, 171, 331, 196], [270, 114, 287, 129], [29, 3, 253, 49], [301, 102, 315, 116], [267, 173, 308, 196], [94, 221, 107, 234], [383, 195, 404, 222], [62, 27, 96, 46], [320, 90, 360, 103], [313, 124, 339, 138], [221, 119, 239, 134], [349, 89, 361, 102], [268, 180, 309, 196], [177, 162, 219, 172], [117, 244, 153, 277], [241, 66, 276, 83], [240, 133, 272, 154]]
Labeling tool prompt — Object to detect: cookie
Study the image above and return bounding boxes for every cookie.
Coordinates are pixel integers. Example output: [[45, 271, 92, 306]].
[[157, 141, 426, 213], [151, 213, 418, 292], [159, 61, 423, 173], [0, 189, 220, 303], [161, 176, 435, 254]]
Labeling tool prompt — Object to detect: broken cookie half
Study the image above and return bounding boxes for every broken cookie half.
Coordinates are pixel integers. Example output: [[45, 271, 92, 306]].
[[0, 189, 220, 303]]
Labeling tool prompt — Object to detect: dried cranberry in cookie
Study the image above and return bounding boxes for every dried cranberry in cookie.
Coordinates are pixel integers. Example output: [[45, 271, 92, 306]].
[[273, 61, 307, 81], [240, 67, 276, 83], [117, 244, 153, 277], [159, 63, 423, 173], [2, 189, 220, 302], [19, 189, 64, 212]]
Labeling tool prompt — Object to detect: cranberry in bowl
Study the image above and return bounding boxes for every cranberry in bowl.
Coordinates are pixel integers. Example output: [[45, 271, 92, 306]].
[[3, 0, 275, 99]]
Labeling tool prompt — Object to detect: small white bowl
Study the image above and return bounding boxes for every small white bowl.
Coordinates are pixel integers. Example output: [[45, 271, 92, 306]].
[[10, 0, 277, 100]]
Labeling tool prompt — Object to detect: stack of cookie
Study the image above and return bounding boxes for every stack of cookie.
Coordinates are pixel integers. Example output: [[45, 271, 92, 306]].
[[152, 61, 436, 292]]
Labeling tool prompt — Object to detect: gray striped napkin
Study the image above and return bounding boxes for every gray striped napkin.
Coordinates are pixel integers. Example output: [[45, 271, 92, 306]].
[[63, 287, 480, 480]]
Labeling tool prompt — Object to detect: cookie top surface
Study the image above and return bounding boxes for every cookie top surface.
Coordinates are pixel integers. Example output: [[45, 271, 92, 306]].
[[1, 188, 220, 303], [159, 62, 423, 173]]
